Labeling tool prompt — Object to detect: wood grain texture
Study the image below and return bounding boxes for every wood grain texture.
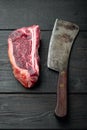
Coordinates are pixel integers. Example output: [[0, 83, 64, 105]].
[[0, 94, 87, 129], [0, 0, 87, 30], [0, 31, 87, 93], [55, 70, 67, 117], [0, 0, 87, 129]]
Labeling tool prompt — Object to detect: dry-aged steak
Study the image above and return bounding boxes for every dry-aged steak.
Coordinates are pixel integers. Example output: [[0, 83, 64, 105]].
[[8, 25, 40, 88]]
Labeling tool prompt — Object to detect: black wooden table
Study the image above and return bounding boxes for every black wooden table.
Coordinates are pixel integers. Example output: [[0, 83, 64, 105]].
[[0, 0, 87, 129]]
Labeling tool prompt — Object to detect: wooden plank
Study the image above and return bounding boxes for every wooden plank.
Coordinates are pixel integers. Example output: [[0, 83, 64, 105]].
[[0, 31, 87, 93], [0, 94, 87, 129], [0, 0, 87, 30]]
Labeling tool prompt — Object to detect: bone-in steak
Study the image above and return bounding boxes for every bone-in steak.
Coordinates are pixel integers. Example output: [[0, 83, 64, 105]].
[[8, 25, 40, 88]]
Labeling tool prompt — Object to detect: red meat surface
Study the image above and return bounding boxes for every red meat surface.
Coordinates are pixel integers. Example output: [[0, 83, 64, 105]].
[[8, 25, 40, 88]]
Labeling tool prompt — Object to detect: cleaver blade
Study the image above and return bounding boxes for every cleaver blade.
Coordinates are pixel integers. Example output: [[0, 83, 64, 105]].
[[47, 19, 79, 117]]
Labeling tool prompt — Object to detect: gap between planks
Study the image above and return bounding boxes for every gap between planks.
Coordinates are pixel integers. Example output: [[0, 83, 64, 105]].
[[0, 29, 87, 32], [0, 92, 87, 95]]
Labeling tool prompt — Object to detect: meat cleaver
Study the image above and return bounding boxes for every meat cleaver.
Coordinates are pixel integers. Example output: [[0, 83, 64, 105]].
[[47, 19, 79, 117]]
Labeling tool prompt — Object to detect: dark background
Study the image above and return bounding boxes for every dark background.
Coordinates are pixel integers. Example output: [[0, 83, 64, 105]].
[[0, 0, 87, 129]]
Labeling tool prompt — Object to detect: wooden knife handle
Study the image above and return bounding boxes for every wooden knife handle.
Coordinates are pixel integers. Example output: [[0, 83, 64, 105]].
[[55, 70, 67, 117]]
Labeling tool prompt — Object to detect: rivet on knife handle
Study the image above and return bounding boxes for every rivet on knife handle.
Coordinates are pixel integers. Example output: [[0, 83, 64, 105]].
[[55, 70, 67, 117]]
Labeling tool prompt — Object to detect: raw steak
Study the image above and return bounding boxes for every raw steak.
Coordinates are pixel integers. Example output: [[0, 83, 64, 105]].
[[8, 25, 40, 88]]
